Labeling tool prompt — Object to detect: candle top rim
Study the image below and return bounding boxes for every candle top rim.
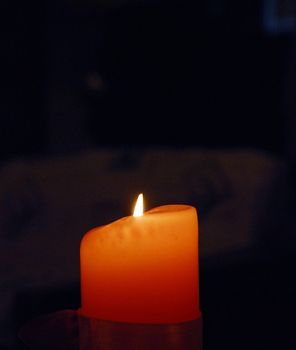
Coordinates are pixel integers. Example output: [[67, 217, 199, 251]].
[[85, 204, 196, 236], [146, 204, 194, 215]]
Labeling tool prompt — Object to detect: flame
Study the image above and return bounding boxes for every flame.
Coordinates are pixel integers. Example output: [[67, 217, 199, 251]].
[[133, 193, 144, 217]]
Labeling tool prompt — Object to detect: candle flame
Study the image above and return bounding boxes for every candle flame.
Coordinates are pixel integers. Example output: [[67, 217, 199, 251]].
[[133, 193, 144, 217]]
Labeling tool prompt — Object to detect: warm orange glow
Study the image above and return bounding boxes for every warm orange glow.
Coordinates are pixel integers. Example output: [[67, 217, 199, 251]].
[[79, 204, 200, 324], [133, 193, 144, 217]]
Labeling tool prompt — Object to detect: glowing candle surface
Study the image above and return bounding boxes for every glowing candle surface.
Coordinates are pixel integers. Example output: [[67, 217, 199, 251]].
[[79, 195, 200, 324]]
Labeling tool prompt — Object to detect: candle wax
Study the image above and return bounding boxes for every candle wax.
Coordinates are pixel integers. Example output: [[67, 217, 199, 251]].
[[79, 205, 200, 324]]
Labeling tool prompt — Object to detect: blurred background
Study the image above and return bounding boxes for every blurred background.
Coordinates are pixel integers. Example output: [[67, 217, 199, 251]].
[[1, 0, 296, 159], [1, 0, 296, 349]]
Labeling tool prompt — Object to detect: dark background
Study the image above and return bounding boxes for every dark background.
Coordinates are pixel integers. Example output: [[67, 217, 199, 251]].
[[2, 0, 296, 159], [1, 1, 296, 349]]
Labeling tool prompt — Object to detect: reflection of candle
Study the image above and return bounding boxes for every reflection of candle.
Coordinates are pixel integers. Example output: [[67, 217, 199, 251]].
[[79, 194, 200, 324]]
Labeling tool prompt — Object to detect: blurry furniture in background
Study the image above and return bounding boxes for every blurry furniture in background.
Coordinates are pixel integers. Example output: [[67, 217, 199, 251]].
[[263, 0, 296, 33]]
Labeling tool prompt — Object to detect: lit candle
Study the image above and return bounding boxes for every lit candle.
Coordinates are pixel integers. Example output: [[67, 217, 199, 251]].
[[79, 194, 200, 324]]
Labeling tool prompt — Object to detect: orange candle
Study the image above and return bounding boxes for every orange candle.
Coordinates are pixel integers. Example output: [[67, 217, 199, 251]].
[[79, 194, 200, 324]]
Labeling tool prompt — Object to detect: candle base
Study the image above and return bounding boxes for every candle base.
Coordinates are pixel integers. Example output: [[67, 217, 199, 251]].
[[78, 314, 202, 350], [18, 310, 202, 350]]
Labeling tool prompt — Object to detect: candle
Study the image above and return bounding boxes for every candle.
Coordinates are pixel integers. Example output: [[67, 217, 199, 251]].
[[79, 194, 200, 324]]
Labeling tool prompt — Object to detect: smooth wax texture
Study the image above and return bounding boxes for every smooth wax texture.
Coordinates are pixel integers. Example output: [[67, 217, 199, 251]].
[[79, 205, 200, 324]]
